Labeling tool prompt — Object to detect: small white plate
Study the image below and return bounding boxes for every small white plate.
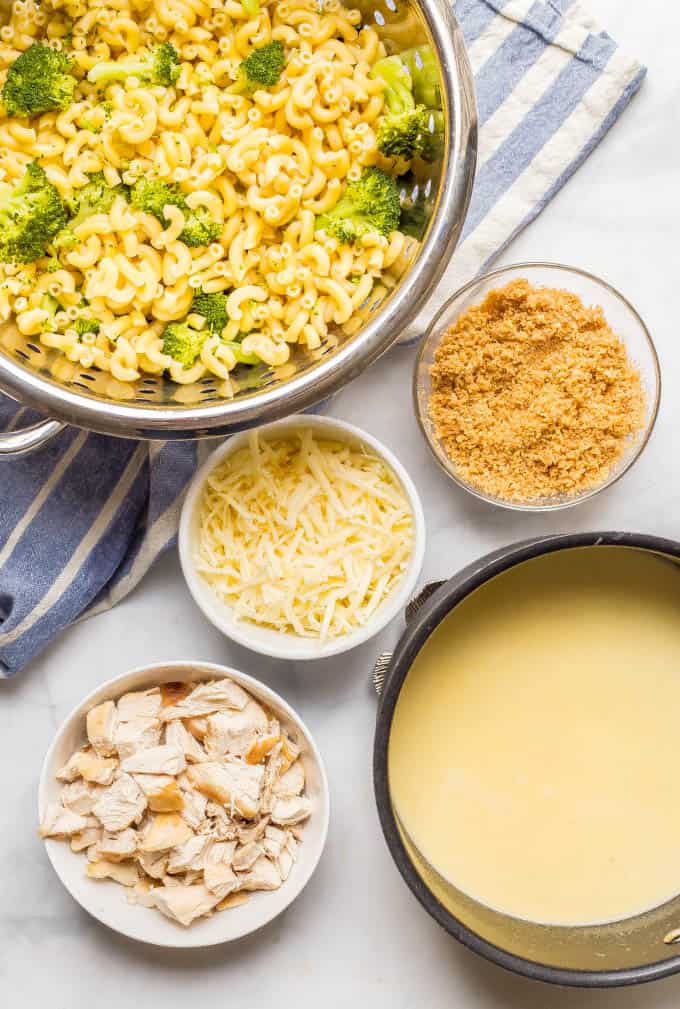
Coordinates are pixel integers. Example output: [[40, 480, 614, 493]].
[[39, 660, 330, 948], [179, 415, 426, 661]]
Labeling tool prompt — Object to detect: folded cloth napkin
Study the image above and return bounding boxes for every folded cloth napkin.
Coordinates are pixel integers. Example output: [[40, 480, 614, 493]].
[[0, 0, 645, 675]]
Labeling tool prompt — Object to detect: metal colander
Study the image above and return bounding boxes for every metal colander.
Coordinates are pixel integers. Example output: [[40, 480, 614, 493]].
[[0, 0, 476, 456]]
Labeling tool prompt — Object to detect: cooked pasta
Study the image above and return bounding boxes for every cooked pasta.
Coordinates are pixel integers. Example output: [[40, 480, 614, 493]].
[[0, 0, 429, 385]]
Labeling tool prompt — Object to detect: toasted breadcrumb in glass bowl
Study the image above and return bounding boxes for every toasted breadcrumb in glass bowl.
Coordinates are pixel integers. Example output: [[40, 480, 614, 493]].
[[414, 263, 661, 512]]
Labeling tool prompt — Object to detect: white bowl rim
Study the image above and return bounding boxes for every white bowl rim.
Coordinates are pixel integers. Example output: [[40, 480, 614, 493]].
[[38, 659, 331, 948], [178, 415, 426, 660]]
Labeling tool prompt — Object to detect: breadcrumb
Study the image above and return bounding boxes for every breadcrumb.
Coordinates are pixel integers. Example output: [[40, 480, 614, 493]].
[[429, 280, 646, 502]]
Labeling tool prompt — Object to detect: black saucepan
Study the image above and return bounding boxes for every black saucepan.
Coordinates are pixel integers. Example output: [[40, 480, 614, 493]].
[[373, 531, 680, 988]]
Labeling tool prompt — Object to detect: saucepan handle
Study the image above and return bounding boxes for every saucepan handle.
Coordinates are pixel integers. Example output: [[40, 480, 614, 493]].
[[0, 417, 65, 457], [371, 581, 446, 696]]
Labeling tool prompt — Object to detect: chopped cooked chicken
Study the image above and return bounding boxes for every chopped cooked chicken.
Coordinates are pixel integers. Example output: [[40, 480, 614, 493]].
[[204, 841, 238, 897], [202, 801, 237, 840], [86, 842, 101, 862], [237, 855, 281, 892], [56, 748, 118, 785], [61, 779, 103, 815], [87, 859, 139, 887], [137, 850, 168, 880], [185, 717, 208, 741], [93, 773, 147, 832], [40, 802, 90, 838], [98, 828, 138, 863], [44, 677, 312, 927], [117, 687, 162, 721], [232, 841, 263, 872], [134, 773, 184, 812], [127, 877, 156, 907], [203, 701, 270, 760], [180, 789, 208, 830], [166, 835, 211, 874], [71, 826, 103, 852], [188, 760, 264, 819], [165, 720, 208, 764], [245, 731, 281, 766], [86, 701, 118, 757], [273, 760, 305, 797], [161, 680, 249, 721], [217, 892, 250, 911], [270, 795, 313, 827], [151, 884, 222, 926], [279, 736, 300, 775], [114, 717, 161, 760], [262, 825, 287, 860], [121, 745, 186, 776], [160, 681, 193, 708], [278, 833, 298, 882], [140, 813, 194, 853], [237, 817, 269, 846], [260, 740, 288, 813]]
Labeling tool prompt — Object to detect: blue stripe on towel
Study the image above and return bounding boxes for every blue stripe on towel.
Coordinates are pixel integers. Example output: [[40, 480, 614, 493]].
[[490, 64, 647, 269], [0, 0, 647, 674], [455, 0, 500, 43], [473, 7, 563, 124], [0, 436, 141, 622], [463, 30, 618, 240]]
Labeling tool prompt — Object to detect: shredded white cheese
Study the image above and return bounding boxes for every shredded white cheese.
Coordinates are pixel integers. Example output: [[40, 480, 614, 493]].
[[195, 429, 415, 640]]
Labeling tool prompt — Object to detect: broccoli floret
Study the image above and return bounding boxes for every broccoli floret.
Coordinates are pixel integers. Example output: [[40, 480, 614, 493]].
[[316, 167, 400, 244], [178, 207, 222, 247], [2, 44, 78, 118], [40, 292, 60, 328], [130, 178, 221, 247], [79, 101, 113, 133], [67, 172, 127, 219], [87, 43, 180, 87], [73, 317, 100, 336], [191, 290, 228, 334], [53, 172, 128, 247], [400, 46, 441, 110], [162, 321, 207, 368], [377, 105, 432, 160], [370, 55, 435, 161], [0, 161, 67, 264], [43, 253, 61, 272], [130, 177, 183, 219], [225, 339, 260, 365], [233, 41, 285, 94], [398, 172, 433, 239]]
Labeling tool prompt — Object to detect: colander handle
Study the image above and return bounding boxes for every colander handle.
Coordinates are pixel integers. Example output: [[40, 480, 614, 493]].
[[0, 417, 65, 458]]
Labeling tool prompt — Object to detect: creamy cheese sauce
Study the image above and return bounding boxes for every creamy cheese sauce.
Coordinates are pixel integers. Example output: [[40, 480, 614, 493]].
[[388, 547, 680, 926]]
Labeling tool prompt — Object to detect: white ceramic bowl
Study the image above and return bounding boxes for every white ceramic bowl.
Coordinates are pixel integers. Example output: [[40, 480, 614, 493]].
[[179, 415, 426, 661], [39, 660, 330, 948]]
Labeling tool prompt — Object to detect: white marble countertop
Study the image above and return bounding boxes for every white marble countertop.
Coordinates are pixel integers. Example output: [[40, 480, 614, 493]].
[[3, 1, 680, 1005]]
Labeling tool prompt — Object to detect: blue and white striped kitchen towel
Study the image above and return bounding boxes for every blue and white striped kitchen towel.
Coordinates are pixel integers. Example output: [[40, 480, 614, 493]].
[[0, 0, 645, 675]]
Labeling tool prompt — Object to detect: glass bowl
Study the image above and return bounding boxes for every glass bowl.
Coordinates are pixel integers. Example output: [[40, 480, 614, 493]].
[[413, 263, 661, 512]]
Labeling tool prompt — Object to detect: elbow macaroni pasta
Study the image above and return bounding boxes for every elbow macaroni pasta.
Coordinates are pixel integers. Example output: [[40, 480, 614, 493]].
[[0, 0, 415, 383]]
